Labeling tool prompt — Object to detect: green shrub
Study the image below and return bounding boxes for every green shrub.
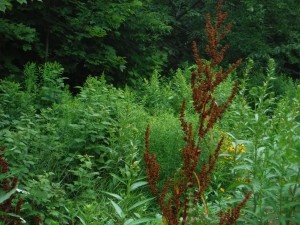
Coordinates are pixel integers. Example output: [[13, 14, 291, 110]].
[[22, 172, 68, 224], [138, 70, 175, 115], [219, 61, 300, 224], [0, 80, 35, 126]]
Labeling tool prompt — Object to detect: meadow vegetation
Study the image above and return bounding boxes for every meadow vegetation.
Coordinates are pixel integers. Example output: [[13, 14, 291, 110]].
[[0, 1, 299, 224]]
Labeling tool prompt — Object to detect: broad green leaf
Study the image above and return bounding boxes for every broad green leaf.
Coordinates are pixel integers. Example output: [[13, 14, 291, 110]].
[[255, 113, 259, 122], [232, 164, 252, 172], [76, 216, 87, 225], [111, 200, 124, 218], [128, 197, 155, 211], [226, 132, 236, 139], [0, 186, 17, 204], [0, 1, 12, 12], [63, 206, 69, 213], [101, 191, 123, 200], [129, 181, 147, 191], [110, 173, 126, 185], [133, 176, 147, 182], [124, 219, 134, 225], [127, 218, 157, 225]]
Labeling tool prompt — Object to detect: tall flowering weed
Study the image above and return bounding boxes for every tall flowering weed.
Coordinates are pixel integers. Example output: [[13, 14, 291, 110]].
[[144, 1, 252, 224]]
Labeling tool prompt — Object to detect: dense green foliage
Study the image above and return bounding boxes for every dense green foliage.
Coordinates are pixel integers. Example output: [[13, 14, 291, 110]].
[[0, 0, 172, 85], [0, 0, 299, 85], [0, 59, 299, 224], [0, 0, 299, 224]]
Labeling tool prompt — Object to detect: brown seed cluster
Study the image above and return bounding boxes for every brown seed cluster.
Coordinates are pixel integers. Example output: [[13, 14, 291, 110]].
[[219, 192, 253, 225], [206, 0, 233, 67], [144, 125, 160, 195], [144, 1, 251, 224]]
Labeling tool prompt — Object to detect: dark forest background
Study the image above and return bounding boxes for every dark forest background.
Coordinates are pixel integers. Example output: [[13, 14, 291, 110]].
[[1, 0, 299, 87]]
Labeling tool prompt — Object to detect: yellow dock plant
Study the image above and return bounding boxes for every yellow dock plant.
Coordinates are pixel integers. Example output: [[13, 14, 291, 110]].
[[144, 0, 252, 224]]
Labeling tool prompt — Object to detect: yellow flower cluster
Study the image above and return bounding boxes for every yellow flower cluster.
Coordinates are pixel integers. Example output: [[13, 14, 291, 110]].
[[223, 143, 246, 160], [215, 131, 247, 163], [235, 177, 250, 184]]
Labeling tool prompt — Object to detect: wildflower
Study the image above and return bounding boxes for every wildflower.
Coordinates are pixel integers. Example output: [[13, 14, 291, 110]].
[[227, 146, 235, 152], [220, 187, 225, 192], [227, 196, 232, 200]]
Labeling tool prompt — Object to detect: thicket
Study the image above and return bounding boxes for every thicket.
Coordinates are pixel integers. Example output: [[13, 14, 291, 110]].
[[0, 54, 299, 224]]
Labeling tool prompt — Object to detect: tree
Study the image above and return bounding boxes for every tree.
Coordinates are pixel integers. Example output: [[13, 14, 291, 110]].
[[0, 0, 172, 84], [157, 0, 300, 79], [221, 0, 300, 78], [1, 0, 299, 85]]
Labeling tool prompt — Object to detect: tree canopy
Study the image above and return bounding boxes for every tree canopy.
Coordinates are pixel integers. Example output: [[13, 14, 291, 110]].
[[0, 0, 299, 85]]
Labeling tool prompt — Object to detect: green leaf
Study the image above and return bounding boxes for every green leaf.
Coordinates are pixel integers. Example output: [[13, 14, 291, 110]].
[[110, 173, 126, 185], [132, 0, 143, 7], [0, 211, 26, 223], [101, 191, 123, 200], [87, 26, 107, 38], [76, 216, 87, 225], [255, 113, 259, 122], [0, 186, 17, 204], [110, 200, 124, 218], [126, 218, 157, 225], [119, 64, 126, 72], [102, 121, 111, 126], [129, 181, 147, 191], [232, 164, 252, 172], [124, 219, 134, 225], [0, 1, 12, 12], [282, 201, 300, 208], [17, 0, 27, 4], [128, 197, 155, 211]]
